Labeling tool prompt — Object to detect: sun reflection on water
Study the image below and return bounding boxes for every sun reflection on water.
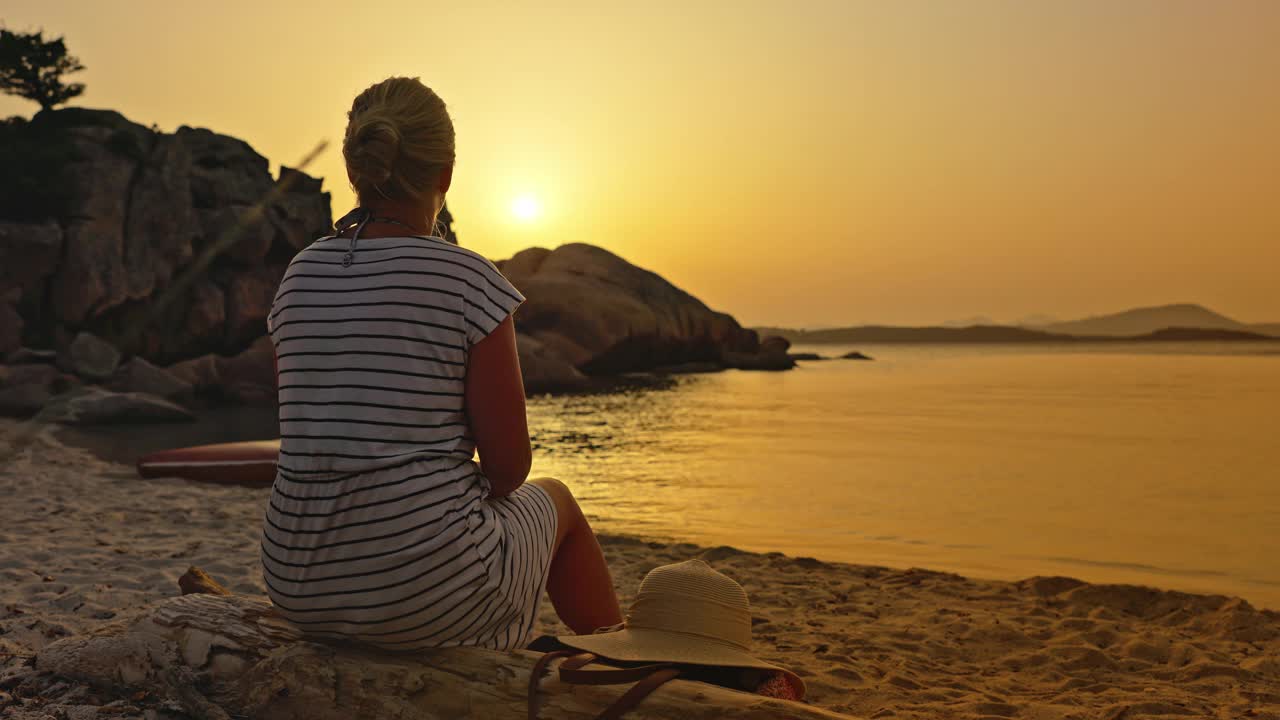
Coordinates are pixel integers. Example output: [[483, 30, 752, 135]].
[[524, 344, 1280, 609]]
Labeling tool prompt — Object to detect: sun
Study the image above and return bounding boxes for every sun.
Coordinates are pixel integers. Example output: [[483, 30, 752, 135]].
[[511, 195, 541, 222]]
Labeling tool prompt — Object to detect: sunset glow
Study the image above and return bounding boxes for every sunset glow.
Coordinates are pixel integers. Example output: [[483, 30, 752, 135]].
[[511, 195, 541, 223], [4, 4, 1280, 714], [3, 1, 1277, 327]]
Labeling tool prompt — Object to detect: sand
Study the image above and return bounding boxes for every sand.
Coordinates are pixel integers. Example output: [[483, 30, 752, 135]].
[[1, 419, 1278, 719]]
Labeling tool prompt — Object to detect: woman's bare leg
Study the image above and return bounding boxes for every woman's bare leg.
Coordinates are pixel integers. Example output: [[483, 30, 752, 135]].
[[529, 477, 623, 635]]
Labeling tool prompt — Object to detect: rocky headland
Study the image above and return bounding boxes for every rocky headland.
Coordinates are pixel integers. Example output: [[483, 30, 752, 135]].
[[499, 244, 793, 393], [0, 108, 791, 424], [0, 107, 330, 421]]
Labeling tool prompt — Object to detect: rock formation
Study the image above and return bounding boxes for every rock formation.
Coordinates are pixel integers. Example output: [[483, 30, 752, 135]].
[[0, 108, 330, 419], [168, 336, 277, 407], [57, 331, 120, 380], [0, 108, 331, 365], [0, 361, 76, 417], [499, 244, 793, 391], [1, 108, 792, 417], [108, 356, 194, 402]]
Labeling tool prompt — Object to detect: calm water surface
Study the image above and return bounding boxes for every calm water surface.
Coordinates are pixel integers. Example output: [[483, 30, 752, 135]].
[[62, 342, 1280, 608], [526, 343, 1280, 608]]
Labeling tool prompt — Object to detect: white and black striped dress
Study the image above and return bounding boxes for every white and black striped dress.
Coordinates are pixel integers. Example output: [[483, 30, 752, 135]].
[[260, 233, 558, 651]]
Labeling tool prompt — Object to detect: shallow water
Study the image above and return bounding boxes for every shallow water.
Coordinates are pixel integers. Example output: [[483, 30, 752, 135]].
[[61, 341, 1280, 609], [525, 342, 1280, 609]]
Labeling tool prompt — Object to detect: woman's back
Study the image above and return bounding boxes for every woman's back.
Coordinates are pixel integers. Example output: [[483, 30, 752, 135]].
[[269, 234, 521, 477], [259, 74, 621, 652], [260, 233, 541, 650]]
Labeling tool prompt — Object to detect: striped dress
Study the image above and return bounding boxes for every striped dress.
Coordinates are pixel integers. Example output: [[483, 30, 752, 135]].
[[260, 233, 558, 651]]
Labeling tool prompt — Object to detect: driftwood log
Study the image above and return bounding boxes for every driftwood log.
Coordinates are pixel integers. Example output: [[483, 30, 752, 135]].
[[34, 569, 856, 720]]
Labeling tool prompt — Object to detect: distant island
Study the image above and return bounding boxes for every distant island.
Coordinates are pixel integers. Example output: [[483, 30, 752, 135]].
[[1033, 303, 1280, 338], [756, 304, 1280, 344]]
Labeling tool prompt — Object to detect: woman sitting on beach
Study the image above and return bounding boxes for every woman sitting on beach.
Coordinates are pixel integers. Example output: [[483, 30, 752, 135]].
[[259, 76, 622, 650]]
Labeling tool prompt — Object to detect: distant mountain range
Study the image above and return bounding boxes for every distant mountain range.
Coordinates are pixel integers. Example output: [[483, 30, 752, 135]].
[[755, 304, 1280, 344], [1032, 303, 1278, 337]]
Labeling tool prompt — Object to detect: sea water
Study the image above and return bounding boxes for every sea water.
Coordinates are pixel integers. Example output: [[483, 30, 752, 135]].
[[525, 342, 1280, 609]]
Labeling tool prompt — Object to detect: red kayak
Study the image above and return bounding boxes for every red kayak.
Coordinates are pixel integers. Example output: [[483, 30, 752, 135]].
[[136, 440, 280, 486]]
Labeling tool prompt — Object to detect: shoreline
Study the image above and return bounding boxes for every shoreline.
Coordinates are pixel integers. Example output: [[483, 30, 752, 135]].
[[2, 420, 1279, 717], [49, 406, 1280, 613], [32, 412, 1280, 606]]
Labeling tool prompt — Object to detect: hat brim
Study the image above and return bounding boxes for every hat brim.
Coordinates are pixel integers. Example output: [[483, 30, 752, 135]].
[[556, 628, 805, 698]]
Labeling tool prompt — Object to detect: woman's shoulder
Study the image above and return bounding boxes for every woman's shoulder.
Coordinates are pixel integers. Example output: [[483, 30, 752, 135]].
[[293, 234, 340, 256], [416, 237, 505, 273], [407, 238, 520, 293], [286, 234, 510, 277]]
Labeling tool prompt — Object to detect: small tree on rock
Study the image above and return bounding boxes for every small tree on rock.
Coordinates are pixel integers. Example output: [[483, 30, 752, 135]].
[[0, 29, 86, 111]]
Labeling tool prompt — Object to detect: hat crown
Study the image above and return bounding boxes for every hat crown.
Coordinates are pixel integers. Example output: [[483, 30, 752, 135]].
[[557, 558, 806, 699], [626, 559, 752, 650]]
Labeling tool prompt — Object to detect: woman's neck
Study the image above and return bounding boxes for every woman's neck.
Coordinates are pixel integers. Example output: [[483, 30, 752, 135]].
[[346, 198, 436, 237]]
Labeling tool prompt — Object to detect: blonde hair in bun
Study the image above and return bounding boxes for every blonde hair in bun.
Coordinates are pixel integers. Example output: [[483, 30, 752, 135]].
[[343, 77, 455, 203]]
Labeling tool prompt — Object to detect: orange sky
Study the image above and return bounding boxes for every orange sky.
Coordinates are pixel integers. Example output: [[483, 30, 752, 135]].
[[3, 1, 1278, 326]]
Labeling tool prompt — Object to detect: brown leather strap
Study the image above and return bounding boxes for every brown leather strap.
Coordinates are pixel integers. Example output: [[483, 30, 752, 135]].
[[593, 667, 682, 720], [529, 651, 682, 720], [560, 661, 679, 685], [558, 652, 601, 673], [528, 650, 577, 720]]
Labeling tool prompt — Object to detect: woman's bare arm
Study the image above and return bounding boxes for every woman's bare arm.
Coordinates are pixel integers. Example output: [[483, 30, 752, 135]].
[[465, 316, 531, 497]]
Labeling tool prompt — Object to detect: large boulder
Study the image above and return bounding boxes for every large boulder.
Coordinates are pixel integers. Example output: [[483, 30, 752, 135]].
[[498, 245, 551, 280], [109, 356, 194, 402], [169, 336, 276, 406], [515, 332, 589, 393], [58, 331, 122, 381], [3, 362, 76, 391], [1, 108, 330, 374], [500, 244, 760, 375], [166, 353, 218, 394], [725, 334, 795, 371], [759, 335, 791, 355], [218, 336, 277, 405], [0, 363, 78, 418]]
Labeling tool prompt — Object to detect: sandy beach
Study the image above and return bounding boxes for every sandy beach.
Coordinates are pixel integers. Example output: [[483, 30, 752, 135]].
[[1, 419, 1278, 719]]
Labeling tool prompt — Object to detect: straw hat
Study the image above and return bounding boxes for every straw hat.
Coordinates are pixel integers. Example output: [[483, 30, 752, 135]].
[[557, 559, 805, 697]]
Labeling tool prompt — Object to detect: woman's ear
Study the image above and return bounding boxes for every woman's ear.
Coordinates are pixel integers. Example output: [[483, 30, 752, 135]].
[[438, 164, 454, 194]]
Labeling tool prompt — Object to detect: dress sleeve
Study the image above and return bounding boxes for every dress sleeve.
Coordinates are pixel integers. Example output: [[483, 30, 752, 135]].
[[463, 259, 525, 347], [267, 253, 303, 341]]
